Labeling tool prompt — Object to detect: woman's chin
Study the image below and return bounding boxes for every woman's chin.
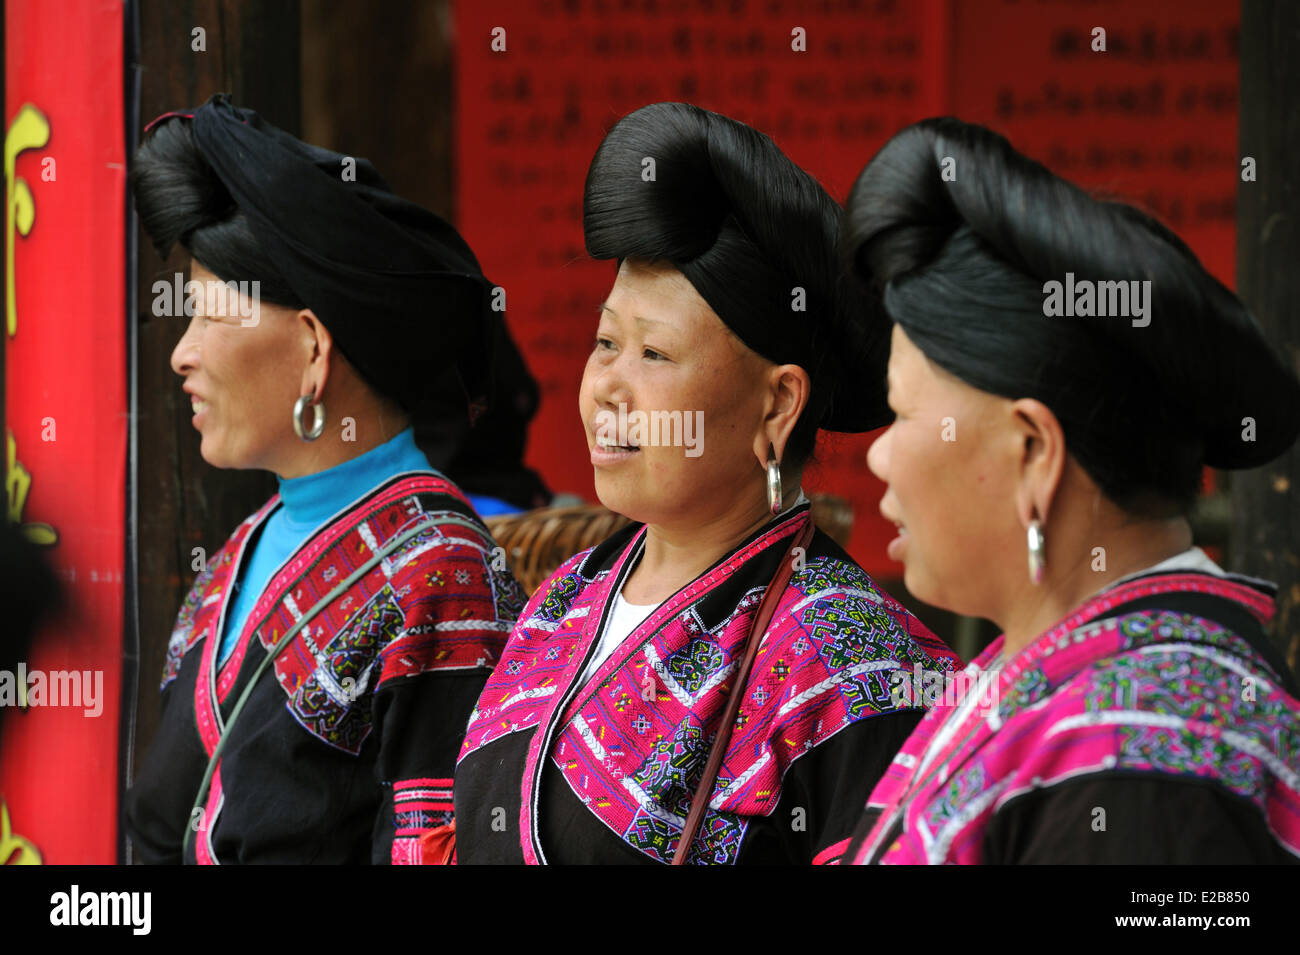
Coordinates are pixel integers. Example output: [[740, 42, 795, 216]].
[[197, 435, 237, 470], [902, 565, 960, 618], [593, 485, 632, 519], [901, 563, 935, 606], [593, 480, 654, 525]]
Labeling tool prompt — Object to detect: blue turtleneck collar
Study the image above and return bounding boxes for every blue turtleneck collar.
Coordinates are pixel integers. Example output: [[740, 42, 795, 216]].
[[275, 426, 434, 530]]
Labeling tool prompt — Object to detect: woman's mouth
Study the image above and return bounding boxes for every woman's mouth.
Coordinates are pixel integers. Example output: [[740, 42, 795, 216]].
[[591, 436, 640, 466], [886, 520, 908, 562], [191, 396, 210, 424]]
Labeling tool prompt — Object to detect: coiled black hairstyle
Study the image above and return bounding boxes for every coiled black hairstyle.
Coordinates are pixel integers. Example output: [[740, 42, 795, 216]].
[[583, 102, 892, 471], [130, 109, 495, 434], [843, 117, 1300, 517], [132, 118, 304, 309]]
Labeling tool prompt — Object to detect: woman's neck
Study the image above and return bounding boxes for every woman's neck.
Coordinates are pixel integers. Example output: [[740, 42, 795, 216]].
[[621, 488, 801, 605], [997, 515, 1193, 661], [275, 407, 410, 479]]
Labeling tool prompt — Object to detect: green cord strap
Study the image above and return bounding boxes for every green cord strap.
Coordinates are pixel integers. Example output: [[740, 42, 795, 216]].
[[181, 514, 497, 862]]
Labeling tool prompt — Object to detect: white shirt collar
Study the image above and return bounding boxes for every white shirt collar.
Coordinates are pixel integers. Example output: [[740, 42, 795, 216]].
[[1092, 546, 1226, 602]]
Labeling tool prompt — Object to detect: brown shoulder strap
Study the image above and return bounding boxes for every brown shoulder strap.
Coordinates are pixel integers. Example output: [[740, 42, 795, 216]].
[[671, 516, 816, 865]]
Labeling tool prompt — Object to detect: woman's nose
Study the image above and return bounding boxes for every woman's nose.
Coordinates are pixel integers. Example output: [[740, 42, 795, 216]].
[[170, 316, 201, 377], [592, 356, 632, 411], [866, 426, 891, 482]]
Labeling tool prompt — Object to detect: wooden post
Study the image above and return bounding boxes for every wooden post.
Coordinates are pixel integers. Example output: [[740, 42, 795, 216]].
[[1233, 0, 1300, 675], [300, 0, 458, 465]]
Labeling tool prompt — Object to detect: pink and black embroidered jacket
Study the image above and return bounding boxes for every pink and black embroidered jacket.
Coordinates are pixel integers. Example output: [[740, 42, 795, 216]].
[[847, 569, 1300, 864], [126, 473, 523, 864], [453, 502, 961, 864]]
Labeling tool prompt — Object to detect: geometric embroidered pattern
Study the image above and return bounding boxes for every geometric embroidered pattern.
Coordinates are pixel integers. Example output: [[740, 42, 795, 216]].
[[462, 514, 962, 865], [283, 587, 405, 754], [161, 473, 519, 865], [169, 480, 517, 754], [854, 572, 1300, 864], [391, 777, 454, 865], [663, 638, 725, 695]]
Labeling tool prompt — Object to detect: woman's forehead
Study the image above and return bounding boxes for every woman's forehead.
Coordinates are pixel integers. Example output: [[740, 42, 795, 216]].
[[887, 325, 923, 374], [608, 263, 715, 329], [888, 328, 966, 399], [614, 259, 695, 296]]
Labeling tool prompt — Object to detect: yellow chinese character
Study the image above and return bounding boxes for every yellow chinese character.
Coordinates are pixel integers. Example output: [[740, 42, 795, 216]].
[[0, 798, 42, 865], [5, 103, 50, 337], [5, 430, 57, 546]]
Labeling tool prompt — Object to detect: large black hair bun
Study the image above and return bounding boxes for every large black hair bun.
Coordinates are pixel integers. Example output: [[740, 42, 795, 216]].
[[132, 118, 302, 306], [584, 102, 891, 437], [844, 117, 1300, 477]]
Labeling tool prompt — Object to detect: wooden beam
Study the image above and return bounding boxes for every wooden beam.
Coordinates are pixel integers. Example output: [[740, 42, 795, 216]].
[[1232, 0, 1300, 676]]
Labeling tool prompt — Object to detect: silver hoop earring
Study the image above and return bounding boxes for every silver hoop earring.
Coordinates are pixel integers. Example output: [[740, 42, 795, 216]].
[[766, 447, 783, 516], [1027, 518, 1046, 585], [293, 392, 325, 442]]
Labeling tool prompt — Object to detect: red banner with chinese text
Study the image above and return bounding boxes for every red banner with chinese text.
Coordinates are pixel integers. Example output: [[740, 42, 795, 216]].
[[1, 0, 128, 864]]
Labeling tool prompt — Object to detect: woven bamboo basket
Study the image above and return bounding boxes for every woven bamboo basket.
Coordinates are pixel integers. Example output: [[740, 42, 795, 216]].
[[485, 492, 854, 596]]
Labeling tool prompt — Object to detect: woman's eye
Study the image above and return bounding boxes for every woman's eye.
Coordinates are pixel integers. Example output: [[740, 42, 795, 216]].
[[643, 348, 666, 361], [594, 337, 614, 351]]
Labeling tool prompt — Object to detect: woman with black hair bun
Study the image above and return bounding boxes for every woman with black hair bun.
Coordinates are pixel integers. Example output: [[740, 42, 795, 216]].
[[124, 96, 526, 864], [841, 117, 1300, 864], [451, 103, 960, 865]]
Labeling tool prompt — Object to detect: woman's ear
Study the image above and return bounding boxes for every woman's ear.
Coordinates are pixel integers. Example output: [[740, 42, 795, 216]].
[[752, 363, 811, 469], [1009, 397, 1066, 529], [296, 308, 333, 399]]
